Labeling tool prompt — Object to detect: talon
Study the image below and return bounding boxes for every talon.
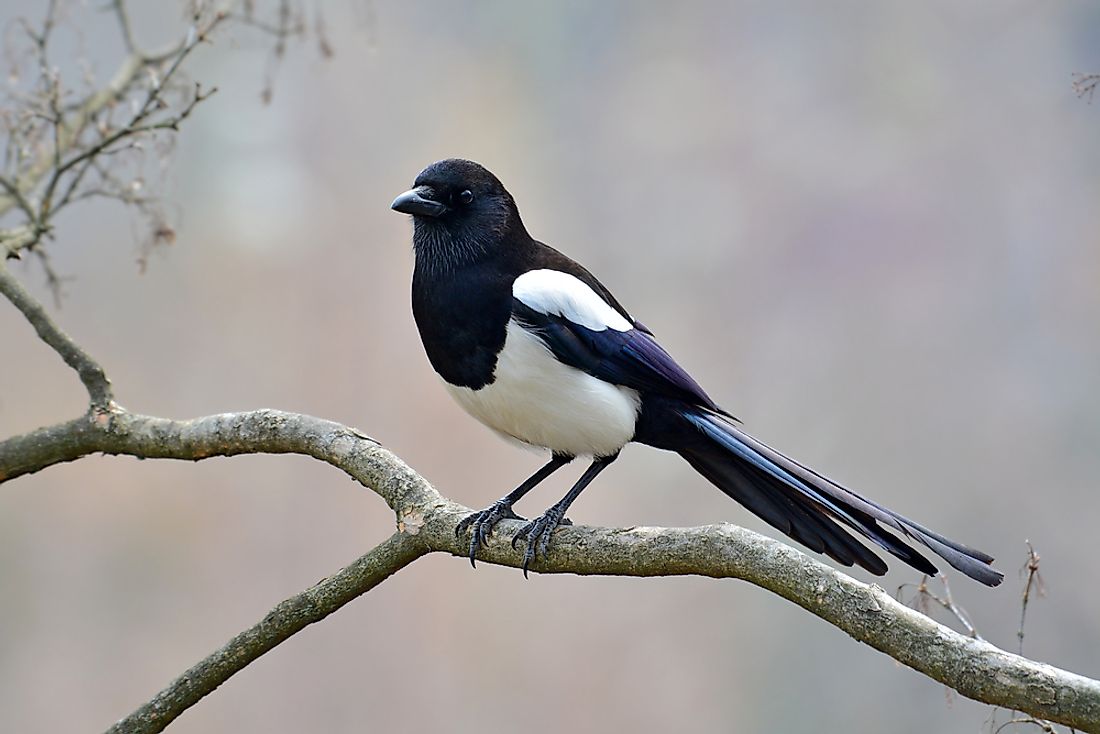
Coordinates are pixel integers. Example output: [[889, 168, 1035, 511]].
[[511, 507, 570, 578], [522, 531, 538, 577], [467, 528, 480, 568], [455, 511, 479, 539], [456, 500, 524, 566]]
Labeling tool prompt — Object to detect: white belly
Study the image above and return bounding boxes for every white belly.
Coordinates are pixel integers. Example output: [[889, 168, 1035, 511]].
[[444, 320, 641, 457]]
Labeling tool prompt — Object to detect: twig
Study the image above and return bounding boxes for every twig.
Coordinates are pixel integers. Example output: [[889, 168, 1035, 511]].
[[23, 0, 60, 57], [0, 25, 205, 223], [993, 716, 1059, 734], [37, 14, 225, 220], [0, 224, 42, 258], [1017, 540, 1045, 656], [897, 574, 982, 640], [1072, 73, 1100, 102], [0, 261, 113, 409], [132, 82, 218, 133], [111, 0, 138, 55], [104, 531, 429, 734], [0, 173, 38, 224], [32, 246, 69, 307]]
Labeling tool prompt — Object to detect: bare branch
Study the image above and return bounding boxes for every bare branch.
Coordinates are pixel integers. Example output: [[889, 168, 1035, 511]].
[[898, 575, 982, 640], [1017, 540, 1045, 656], [1, 1, 336, 266], [1, 406, 1098, 731], [0, 41, 182, 221], [105, 531, 429, 734], [111, 0, 139, 55], [0, 261, 114, 409], [0, 173, 38, 223], [1072, 73, 1100, 102], [0, 4, 227, 264], [37, 14, 226, 221], [0, 223, 42, 257], [994, 716, 1060, 734], [31, 245, 69, 307], [226, 0, 318, 104]]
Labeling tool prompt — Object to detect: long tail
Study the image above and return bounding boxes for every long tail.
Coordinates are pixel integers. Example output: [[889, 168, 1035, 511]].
[[638, 402, 1003, 586]]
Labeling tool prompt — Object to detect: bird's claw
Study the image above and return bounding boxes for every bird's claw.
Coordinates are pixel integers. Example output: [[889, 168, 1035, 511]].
[[510, 507, 569, 577], [455, 500, 525, 567]]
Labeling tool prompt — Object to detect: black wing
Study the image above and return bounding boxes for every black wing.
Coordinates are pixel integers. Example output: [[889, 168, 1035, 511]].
[[512, 299, 731, 417]]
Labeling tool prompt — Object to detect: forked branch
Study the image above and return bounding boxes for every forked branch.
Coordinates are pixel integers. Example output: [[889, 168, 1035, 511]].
[[1, 405, 1098, 733], [0, 262, 113, 409]]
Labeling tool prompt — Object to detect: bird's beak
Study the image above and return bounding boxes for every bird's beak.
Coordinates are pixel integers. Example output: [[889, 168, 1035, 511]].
[[391, 186, 447, 218]]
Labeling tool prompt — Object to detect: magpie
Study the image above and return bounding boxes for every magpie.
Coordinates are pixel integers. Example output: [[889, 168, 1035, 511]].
[[391, 158, 1003, 586]]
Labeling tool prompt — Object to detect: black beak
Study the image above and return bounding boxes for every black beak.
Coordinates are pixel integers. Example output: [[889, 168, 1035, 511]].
[[391, 186, 447, 218]]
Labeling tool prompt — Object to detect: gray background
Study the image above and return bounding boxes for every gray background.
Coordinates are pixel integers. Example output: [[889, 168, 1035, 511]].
[[1, 2, 1098, 732]]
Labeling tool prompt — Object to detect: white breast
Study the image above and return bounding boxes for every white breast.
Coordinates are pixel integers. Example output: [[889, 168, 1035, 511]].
[[445, 319, 641, 457]]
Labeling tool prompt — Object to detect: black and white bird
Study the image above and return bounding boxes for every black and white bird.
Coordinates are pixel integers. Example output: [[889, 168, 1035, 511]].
[[391, 158, 1003, 586]]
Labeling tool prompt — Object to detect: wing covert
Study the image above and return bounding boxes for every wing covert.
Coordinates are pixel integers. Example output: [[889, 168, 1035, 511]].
[[512, 298, 725, 414]]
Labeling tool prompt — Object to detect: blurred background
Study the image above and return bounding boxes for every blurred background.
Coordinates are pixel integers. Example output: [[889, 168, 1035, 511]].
[[1, 1, 1099, 732]]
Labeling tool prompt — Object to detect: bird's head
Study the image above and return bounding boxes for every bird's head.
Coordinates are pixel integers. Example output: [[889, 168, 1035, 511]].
[[391, 159, 525, 270]]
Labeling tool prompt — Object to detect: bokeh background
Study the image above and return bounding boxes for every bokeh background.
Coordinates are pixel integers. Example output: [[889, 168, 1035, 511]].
[[2, 2, 1099, 732]]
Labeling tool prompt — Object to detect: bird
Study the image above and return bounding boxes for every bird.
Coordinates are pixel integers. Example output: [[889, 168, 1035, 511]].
[[390, 158, 1003, 586]]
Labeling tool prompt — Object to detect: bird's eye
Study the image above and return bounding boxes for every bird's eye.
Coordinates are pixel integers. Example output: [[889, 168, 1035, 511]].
[[457, 189, 474, 205]]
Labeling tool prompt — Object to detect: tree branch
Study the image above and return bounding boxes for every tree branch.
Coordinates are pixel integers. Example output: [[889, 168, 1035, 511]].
[[1, 408, 1098, 732], [0, 41, 184, 221], [1073, 73, 1100, 102], [0, 261, 114, 410], [105, 531, 429, 734], [0, 4, 229, 268]]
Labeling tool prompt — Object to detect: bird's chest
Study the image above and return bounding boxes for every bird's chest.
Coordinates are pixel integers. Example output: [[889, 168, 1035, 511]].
[[412, 269, 513, 389], [412, 270, 640, 457], [444, 320, 641, 457]]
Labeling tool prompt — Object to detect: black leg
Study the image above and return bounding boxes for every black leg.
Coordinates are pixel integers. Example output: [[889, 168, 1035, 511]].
[[512, 452, 619, 577], [455, 453, 573, 566]]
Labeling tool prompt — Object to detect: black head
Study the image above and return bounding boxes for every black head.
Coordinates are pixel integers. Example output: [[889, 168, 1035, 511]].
[[391, 159, 526, 270]]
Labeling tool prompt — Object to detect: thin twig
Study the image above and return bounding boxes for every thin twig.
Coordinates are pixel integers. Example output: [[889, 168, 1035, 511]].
[[32, 246, 69, 307], [1017, 540, 1045, 656], [993, 716, 1059, 734], [132, 82, 218, 133], [897, 574, 982, 640], [1072, 73, 1100, 102], [111, 0, 138, 54], [0, 173, 38, 223], [38, 14, 225, 220], [0, 261, 113, 409], [0, 30, 198, 223], [0, 224, 42, 258]]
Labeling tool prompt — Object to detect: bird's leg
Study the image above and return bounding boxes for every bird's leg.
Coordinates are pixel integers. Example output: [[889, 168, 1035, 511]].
[[455, 453, 573, 566], [512, 453, 619, 577]]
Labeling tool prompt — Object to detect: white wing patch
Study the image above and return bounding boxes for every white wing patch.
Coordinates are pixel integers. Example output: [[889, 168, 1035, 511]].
[[513, 269, 632, 332]]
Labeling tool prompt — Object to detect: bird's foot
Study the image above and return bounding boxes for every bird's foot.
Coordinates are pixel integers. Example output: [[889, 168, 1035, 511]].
[[511, 506, 571, 578], [455, 500, 526, 567]]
